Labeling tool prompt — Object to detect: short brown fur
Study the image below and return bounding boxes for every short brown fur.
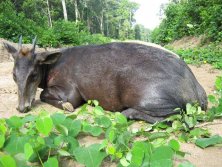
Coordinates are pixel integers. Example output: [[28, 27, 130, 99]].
[[19, 47, 30, 56]]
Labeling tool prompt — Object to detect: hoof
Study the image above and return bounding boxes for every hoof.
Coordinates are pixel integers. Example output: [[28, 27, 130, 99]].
[[60, 101, 74, 112]]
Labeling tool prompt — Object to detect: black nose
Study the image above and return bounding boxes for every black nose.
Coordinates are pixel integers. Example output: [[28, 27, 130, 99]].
[[16, 106, 31, 113]]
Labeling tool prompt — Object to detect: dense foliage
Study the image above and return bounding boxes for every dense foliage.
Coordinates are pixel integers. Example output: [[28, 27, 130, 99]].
[[0, 0, 151, 47], [166, 43, 222, 69], [151, 0, 222, 44], [0, 77, 222, 167]]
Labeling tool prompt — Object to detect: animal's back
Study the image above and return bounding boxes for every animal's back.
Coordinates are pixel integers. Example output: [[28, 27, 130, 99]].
[[58, 42, 207, 113]]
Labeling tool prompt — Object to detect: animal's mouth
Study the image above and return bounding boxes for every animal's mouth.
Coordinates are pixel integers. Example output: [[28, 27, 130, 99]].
[[17, 98, 35, 113]]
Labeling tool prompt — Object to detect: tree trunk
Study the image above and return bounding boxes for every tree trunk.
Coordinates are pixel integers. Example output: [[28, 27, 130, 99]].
[[46, 0, 52, 27], [61, 0, 68, 21], [100, 13, 104, 34], [74, 0, 78, 23]]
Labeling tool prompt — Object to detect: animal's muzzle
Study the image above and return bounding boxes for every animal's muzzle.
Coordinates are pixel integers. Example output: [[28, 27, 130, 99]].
[[16, 106, 31, 113]]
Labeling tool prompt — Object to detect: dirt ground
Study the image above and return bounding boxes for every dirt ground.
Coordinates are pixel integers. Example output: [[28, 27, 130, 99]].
[[0, 60, 222, 166]]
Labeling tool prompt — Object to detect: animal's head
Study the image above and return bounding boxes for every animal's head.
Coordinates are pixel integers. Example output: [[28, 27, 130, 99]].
[[4, 36, 61, 113]]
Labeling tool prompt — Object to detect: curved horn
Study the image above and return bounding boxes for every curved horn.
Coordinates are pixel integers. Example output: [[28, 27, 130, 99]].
[[18, 35, 22, 50], [32, 36, 37, 52]]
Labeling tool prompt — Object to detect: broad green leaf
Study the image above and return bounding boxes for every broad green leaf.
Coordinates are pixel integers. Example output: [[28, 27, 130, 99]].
[[150, 146, 174, 167], [0, 134, 5, 148], [24, 143, 34, 160], [43, 157, 58, 167], [130, 141, 153, 167], [208, 95, 217, 104], [82, 123, 103, 136], [184, 115, 196, 128], [4, 135, 29, 155], [55, 124, 68, 136], [189, 128, 210, 138], [14, 153, 29, 167], [169, 139, 180, 151], [195, 135, 222, 148], [65, 136, 79, 153], [51, 113, 66, 125], [73, 144, 107, 167], [36, 113, 53, 136], [115, 113, 128, 125], [6, 116, 23, 129], [0, 119, 7, 135], [95, 116, 112, 128], [105, 128, 116, 142], [148, 132, 169, 141], [0, 155, 16, 167], [186, 104, 196, 115], [22, 115, 37, 123], [62, 119, 81, 137], [93, 106, 104, 115], [54, 136, 64, 147]]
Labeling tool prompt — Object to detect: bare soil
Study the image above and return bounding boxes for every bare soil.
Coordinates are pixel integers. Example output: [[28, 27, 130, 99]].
[[0, 39, 222, 166]]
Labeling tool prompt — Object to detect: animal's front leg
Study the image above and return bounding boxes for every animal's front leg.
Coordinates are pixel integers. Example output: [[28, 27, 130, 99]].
[[40, 87, 74, 112]]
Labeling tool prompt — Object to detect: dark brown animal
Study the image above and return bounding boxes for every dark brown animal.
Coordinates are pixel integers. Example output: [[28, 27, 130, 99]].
[[4, 37, 207, 123]]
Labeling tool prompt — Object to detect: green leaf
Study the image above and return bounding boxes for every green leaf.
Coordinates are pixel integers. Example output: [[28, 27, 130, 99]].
[[95, 116, 112, 128], [51, 113, 66, 125], [115, 113, 128, 125], [43, 157, 58, 167], [24, 143, 34, 160], [208, 95, 217, 104], [0, 119, 7, 135], [148, 132, 169, 141], [62, 119, 81, 137], [0, 134, 5, 148], [36, 113, 53, 136], [105, 128, 116, 142], [4, 135, 29, 155], [130, 141, 153, 167], [82, 123, 103, 137], [150, 146, 174, 167], [0, 155, 17, 167], [6, 116, 23, 129], [195, 135, 222, 148], [55, 124, 68, 136], [73, 144, 107, 167], [65, 136, 79, 154], [93, 106, 104, 115], [168, 139, 180, 151], [22, 115, 37, 123]]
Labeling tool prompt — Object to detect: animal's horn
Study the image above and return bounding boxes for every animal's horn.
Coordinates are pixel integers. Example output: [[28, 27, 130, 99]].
[[32, 36, 37, 52], [18, 35, 22, 50]]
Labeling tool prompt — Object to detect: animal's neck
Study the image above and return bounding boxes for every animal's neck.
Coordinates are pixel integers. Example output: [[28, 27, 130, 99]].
[[39, 64, 48, 89]]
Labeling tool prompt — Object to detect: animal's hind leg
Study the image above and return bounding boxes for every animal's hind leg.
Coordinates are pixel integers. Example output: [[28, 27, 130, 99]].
[[121, 108, 165, 124]]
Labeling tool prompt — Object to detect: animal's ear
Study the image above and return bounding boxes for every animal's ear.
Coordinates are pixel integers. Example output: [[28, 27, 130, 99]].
[[3, 42, 17, 59], [36, 51, 62, 65]]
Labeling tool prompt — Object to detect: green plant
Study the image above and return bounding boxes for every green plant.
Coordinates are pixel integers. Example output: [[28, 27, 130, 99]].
[[1, 78, 222, 167], [168, 44, 222, 69]]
